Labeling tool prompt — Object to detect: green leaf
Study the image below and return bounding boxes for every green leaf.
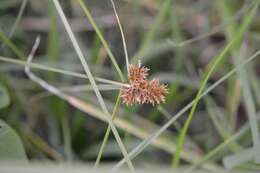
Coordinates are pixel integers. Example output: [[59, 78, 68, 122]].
[[0, 84, 10, 109], [0, 120, 27, 160]]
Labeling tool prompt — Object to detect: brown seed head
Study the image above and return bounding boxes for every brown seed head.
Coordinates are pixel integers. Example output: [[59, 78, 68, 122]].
[[146, 79, 168, 105], [121, 64, 168, 106], [128, 64, 149, 82]]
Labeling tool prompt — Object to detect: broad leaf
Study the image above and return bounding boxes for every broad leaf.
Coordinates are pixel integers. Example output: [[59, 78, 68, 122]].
[[0, 120, 27, 160]]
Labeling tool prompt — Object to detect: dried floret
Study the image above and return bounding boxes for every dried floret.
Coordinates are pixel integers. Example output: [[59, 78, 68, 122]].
[[121, 64, 168, 106]]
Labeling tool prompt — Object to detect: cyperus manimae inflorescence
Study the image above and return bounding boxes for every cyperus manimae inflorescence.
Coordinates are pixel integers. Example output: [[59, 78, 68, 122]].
[[120, 64, 168, 106]]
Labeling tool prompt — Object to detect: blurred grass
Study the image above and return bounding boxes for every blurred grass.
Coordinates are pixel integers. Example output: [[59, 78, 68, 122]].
[[173, 3, 258, 167], [0, 0, 260, 172]]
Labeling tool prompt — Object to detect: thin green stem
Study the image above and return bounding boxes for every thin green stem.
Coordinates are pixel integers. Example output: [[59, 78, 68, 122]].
[[0, 56, 128, 87], [110, 0, 130, 75], [94, 93, 121, 168], [77, 0, 125, 81], [0, 0, 28, 50], [0, 30, 25, 59], [131, 0, 171, 64]]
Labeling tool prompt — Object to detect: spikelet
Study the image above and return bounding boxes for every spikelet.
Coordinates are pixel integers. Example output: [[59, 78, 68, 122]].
[[120, 64, 168, 106], [146, 79, 168, 105], [128, 64, 149, 82]]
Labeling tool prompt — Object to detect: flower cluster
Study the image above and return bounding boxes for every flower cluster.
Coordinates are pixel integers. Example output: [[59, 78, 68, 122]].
[[120, 64, 168, 106]]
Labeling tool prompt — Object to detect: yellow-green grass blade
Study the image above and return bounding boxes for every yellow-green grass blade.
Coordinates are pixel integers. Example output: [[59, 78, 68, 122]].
[[172, 4, 258, 167]]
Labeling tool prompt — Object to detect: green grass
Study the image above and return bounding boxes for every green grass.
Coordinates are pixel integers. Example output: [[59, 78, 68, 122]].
[[0, 0, 260, 172], [172, 4, 258, 167]]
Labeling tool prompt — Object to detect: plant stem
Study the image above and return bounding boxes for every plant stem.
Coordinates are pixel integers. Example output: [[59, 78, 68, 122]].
[[94, 92, 121, 168]]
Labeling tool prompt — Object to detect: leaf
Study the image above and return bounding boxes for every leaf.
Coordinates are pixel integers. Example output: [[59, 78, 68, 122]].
[[0, 120, 27, 160], [0, 84, 10, 109]]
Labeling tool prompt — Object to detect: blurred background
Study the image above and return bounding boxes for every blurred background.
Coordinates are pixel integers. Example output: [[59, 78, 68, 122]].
[[0, 0, 260, 172]]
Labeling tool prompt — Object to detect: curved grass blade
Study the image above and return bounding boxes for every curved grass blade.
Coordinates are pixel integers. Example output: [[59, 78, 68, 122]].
[[172, 4, 258, 167]]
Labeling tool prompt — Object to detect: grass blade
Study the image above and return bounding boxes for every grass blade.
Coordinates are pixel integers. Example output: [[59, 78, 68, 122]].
[[217, 0, 260, 163], [185, 112, 260, 172], [131, 0, 172, 64], [0, 56, 127, 87], [113, 48, 260, 171], [172, 4, 258, 167], [94, 93, 121, 168], [0, 0, 28, 50], [110, 0, 130, 75], [0, 30, 24, 59], [52, 1, 135, 171], [76, 0, 125, 81]]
